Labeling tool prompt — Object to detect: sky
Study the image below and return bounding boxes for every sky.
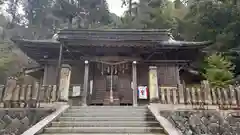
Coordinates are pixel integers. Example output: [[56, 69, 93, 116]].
[[106, 0, 138, 16], [1, 0, 136, 17]]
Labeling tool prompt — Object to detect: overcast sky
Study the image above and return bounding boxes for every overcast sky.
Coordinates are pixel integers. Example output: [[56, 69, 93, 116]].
[[106, 0, 138, 16], [2, 0, 135, 17]]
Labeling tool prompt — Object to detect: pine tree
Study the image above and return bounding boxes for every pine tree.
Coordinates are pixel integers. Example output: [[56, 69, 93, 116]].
[[203, 53, 235, 87]]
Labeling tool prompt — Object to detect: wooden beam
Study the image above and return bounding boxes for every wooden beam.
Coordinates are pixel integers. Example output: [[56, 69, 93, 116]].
[[81, 56, 142, 62], [37, 59, 191, 64], [24, 67, 44, 74], [21, 44, 59, 48], [142, 60, 191, 63], [58, 34, 169, 42]]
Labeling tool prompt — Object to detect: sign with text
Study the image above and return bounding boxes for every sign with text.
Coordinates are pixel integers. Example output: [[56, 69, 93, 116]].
[[138, 86, 148, 99], [72, 85, 81, 97]]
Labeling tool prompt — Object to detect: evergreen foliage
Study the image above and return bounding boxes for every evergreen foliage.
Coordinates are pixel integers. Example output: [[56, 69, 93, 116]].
[[203, 53, 235, 87]]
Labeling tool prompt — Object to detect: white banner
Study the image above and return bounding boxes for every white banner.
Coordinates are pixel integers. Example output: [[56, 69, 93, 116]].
[[138, 86, 148, 99]]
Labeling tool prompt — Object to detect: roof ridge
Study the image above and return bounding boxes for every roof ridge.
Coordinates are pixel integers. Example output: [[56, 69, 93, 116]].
[[59, 29, 171, 32]]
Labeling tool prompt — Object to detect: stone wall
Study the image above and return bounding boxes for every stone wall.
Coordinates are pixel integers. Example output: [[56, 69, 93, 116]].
[[0, 108, 54, 135], [160, 110, 240, 135]]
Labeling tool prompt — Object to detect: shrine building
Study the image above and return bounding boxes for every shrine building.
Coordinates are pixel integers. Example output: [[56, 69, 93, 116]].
[[12, 29, 212, 106]]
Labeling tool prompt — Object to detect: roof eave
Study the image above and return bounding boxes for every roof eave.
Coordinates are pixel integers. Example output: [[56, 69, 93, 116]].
[[24, 66, 44, 74], [11, 38, 61, 48], [159, 40, 213, 49]]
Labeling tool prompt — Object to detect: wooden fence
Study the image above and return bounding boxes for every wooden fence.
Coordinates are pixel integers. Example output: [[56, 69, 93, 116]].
[[159, 81, 240, 109]]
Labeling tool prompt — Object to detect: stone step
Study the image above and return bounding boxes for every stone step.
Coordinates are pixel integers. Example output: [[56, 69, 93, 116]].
[[66, 109, 150, 113], [61, 112, 153, 117], [51, 121, 160, 127], [70, 106, 147, 108], [44, 127, 164, 134], [69, 106, 147, 110], [57, 116, 156, 121], [69, 107, 148, 110], [65, 109, 149, 114], [40, 133, 166, 135], [67, 108, 149, 112]]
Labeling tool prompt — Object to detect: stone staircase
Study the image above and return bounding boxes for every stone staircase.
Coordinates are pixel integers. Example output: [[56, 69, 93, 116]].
[[40, 106, 166, 135]]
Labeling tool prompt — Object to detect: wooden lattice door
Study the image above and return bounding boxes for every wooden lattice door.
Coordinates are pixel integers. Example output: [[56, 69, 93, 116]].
[[117, 74, 133, 105], [91, 75, 106, 105]]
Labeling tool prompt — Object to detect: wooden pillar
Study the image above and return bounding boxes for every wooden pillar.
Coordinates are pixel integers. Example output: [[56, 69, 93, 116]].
[[132, 61, 137, 106], [59, 64, 72, 102], [82, 60, 89, 106], [149, 66, 159, 102], [56, 43, 63, 100], [110, 66, 114, 103], [43, 64, 48, 85]]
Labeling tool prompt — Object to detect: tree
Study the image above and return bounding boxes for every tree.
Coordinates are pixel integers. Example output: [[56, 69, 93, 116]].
[[202, 53, 235, 87], [119, 0, 178, 29], [179, 0, 240, 74], [5, 0, 21, 28], [122, 0, 133, 16], [22, 0, 57, 29], [0, 39, 22, 83], [0, 41, 14, 70], [51, 0, 112, 29], [0, 12, 34, 82]]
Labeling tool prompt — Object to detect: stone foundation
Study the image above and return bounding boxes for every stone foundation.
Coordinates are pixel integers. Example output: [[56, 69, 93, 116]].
[[0, 108, 54, 135], [160, 110, 240, 135]]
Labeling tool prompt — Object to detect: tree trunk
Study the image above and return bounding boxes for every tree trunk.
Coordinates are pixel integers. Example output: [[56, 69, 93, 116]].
[[27, 0, 34, 27], [77, 0, 81, 28], [129, 0, 132, 16]]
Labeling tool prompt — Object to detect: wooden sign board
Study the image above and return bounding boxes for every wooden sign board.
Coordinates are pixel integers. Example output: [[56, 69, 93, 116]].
[[72, 85, 81, 97]]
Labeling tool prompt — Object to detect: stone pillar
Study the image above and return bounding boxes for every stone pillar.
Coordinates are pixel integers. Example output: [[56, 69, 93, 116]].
[[132, 61, 137, 106], [59, 64, 72, 102], [149, 66, 159, 102], [3, 77, 17, 107], [178, 84, 184, 104], [201, 80, 211, 105], [82, 60, 89, 106]]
